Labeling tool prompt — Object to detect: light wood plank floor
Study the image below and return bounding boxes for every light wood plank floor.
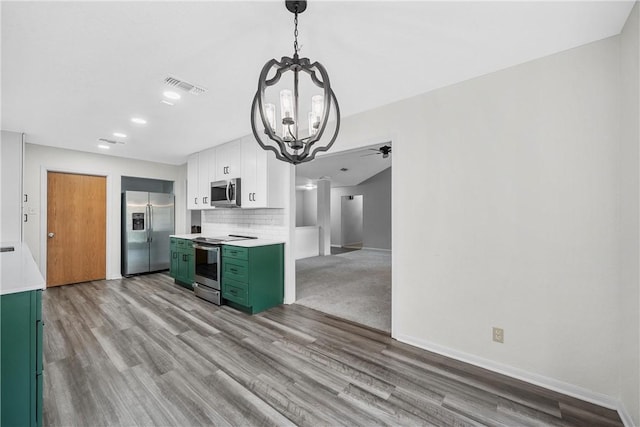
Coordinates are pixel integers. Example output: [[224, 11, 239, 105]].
[[43, 273, 623, 426]]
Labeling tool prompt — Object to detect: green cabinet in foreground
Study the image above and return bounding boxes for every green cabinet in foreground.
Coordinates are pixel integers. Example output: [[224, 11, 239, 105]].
[[170, 237, 194, 289], [221, 243, 283, 314], [1, 289, 43, 427]]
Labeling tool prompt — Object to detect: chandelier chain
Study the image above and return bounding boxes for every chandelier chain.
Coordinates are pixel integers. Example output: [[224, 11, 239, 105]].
[[293, 10, 299, 55]]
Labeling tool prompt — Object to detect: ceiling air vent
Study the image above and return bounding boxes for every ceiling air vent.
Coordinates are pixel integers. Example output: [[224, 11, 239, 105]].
[[164, 76, 207, 95], [98, 138, 125, 145]]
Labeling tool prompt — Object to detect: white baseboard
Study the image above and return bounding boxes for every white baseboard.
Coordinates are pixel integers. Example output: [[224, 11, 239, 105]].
[[395, 333, 632, 425], [362, 246, 391, 252], [616, 402, 636, 427]]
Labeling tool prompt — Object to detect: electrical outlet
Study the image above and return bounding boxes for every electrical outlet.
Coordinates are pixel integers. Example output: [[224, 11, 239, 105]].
[[492, 327, 504, 343]]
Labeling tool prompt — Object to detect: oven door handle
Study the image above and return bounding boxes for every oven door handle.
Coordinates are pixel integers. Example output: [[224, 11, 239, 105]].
[[226, 181, 231, 202], [193, 244, 221, 251]]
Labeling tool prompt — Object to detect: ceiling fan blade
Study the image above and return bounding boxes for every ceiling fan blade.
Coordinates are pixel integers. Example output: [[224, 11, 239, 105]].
[[360, 153, 380, 157]]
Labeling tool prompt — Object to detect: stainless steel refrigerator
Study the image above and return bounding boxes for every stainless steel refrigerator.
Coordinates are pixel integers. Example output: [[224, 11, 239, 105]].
[[122, 191, 175, 276]]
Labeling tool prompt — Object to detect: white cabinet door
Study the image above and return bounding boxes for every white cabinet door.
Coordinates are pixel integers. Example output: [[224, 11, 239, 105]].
[[240, 136, 286, 208], [241, 137, 264, 207], [215, 140, 241, 180], [198, 149, 214, 209], [187, 153, 199, 210]]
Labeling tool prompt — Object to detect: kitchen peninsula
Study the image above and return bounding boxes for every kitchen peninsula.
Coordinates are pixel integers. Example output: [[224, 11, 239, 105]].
[[0, 242, 45, 427], [169, 234, 284, 314]]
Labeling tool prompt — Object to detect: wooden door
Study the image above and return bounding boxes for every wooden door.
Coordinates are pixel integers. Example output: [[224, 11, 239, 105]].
[[47, 172, 106, 287]]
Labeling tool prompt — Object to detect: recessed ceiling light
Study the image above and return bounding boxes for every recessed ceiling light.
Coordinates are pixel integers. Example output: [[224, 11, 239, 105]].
[[113, 132, 127, 138], [98, 144, 110, 150], [161, 100, 175, 106], [131, 117, 147, 125], [163, 91, 181, 100]]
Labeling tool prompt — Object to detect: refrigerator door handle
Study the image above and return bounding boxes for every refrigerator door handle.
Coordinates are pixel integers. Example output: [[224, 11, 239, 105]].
[[146, 204, 151, 243], [149, 204, 153, 243]]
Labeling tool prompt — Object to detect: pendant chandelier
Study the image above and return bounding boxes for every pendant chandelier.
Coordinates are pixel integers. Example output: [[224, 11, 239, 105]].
[[251, 0, 340, 165]]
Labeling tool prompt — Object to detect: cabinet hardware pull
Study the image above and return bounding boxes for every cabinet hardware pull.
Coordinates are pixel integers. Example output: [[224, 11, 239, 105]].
[[24, 194, 28, 203], [195, 197, 198, 204], [24, 214, 28, 222], [230, 268, 237, 273]]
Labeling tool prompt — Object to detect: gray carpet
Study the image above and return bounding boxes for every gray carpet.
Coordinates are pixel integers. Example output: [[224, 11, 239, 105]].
[[295, 249, 391, 332]]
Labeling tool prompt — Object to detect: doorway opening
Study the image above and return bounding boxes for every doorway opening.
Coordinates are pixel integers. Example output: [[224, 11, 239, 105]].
[[294, 143, 392, 332], [334, 194, 363, 255]]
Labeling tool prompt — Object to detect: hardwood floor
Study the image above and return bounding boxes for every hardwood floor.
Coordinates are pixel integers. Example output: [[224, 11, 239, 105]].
[[42, 273, 623, 427]]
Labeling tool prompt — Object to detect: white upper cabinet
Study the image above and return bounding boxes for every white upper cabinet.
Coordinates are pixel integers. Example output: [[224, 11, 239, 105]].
[[187, 149, 216, 210], [198, 148, 215, 208], [215, 139, 241, 181], [241, 136, 287, 209], [187, 153, 200, 210], [187, 137, 287, 210]]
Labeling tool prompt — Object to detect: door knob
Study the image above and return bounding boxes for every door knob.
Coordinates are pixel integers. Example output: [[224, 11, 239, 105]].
[[48, 232, 55, 238]]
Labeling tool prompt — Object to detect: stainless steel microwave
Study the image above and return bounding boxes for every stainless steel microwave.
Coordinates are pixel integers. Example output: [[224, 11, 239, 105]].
[[210, 178, 241, 208]]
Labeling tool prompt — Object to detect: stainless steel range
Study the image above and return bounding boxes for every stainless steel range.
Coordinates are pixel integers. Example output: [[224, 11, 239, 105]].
[[191, 235, 256, 305]]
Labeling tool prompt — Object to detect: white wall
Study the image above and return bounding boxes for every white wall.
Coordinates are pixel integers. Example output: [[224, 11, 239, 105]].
[[330, 167, 392, 250], [0, 131, 23, 243], [328, 35, 632, 413], [295, 190, 305, 226], [301, 189, 317, 226], [619, 2, 640, 425], [23, 144, 188, 280], [341, 195, 363, 246]]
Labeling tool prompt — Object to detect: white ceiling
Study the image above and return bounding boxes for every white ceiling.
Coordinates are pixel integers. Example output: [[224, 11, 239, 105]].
[[1, 1, 634, 165], [296, 142, 392, 188]]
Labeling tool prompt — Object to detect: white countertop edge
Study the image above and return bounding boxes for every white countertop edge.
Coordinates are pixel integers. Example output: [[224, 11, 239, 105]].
[[170, 233, 202, 239], [170, 234, 284, 247], [223, 239, 285, 248], [1, 242, 46, 296]]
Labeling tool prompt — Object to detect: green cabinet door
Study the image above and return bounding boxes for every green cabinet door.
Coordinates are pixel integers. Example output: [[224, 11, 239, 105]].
[[171, 238, 194, 289], [221, 244, 283, 314], [1, 289, 43, 427], [169, 238, 179, 279]]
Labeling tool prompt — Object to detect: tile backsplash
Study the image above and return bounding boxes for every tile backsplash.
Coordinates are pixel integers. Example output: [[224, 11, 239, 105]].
[[201, 208, 287, 239]]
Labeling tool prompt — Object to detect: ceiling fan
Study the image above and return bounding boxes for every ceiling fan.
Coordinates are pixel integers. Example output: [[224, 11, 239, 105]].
[[362, 145, 392, 159]]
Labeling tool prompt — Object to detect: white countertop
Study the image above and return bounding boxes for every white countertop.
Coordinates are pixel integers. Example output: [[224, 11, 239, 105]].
[[0, 242, 46, 296], [223, 239, 285, 248], [171, 234, 284, 248], [170, 233, 202, 239]]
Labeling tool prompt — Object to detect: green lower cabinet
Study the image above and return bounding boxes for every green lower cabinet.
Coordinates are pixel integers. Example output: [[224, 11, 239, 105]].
[[169, 238, 194, 289], [221, 243, 283, 314], [1, 289, 43, 427]]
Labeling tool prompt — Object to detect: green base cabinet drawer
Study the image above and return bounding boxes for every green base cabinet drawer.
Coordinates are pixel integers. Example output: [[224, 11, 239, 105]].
[[221, 243, 283, 314], [222, 246, 248, 260], [1, 289, 43, 427], [222, 278, 249, 305], [223, 258, 248, 283]]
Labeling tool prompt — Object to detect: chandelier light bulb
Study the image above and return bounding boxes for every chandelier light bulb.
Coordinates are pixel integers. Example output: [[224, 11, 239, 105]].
[[308, 112, 317, 136], [280, 90, 295, 124], [264, 103, 276, 132]]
